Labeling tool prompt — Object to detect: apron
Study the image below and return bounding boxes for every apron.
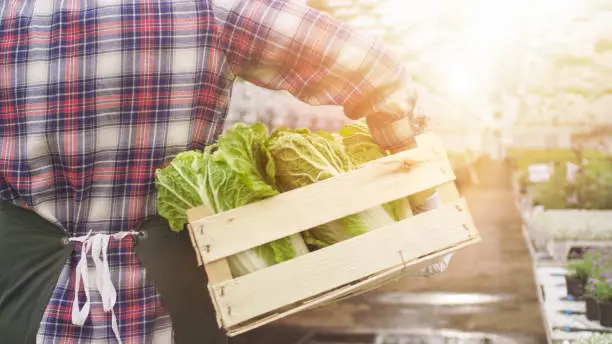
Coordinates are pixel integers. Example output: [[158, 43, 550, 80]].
[[0, 201, 234, 344]]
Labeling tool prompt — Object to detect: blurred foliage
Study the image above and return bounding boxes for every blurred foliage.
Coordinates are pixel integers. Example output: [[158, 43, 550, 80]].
[[512, 146, 612, 209], [568, 258, 591, 282], [507, 148, 610, 170], [521, 160, 612, 210]]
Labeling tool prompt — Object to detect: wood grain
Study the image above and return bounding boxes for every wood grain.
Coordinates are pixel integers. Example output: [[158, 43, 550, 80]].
[[209, 198, 476, 328], [225, 236, 480, 336], [191, 157, 455, 263]]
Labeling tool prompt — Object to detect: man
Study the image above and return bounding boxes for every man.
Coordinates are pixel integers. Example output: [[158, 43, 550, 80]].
[[0, 0, 449, 343]]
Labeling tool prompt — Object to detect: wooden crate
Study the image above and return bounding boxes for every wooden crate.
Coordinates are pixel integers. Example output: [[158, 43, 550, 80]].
[[186, 133, 481, 336]]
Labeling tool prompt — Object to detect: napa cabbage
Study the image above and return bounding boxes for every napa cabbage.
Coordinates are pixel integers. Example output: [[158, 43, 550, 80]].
[[156, 123, 308, 277], [266, 127, 396, 248]]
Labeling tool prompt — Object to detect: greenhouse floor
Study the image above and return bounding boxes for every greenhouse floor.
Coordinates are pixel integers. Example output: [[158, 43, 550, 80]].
[[236, 159, 547, 344]]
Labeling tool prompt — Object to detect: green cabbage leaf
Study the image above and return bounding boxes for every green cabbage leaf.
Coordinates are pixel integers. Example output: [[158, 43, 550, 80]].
[[156, 123, 308, 277]]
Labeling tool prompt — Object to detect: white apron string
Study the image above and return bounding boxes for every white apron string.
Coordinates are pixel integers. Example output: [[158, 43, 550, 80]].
[[69, 230, 139, 344]]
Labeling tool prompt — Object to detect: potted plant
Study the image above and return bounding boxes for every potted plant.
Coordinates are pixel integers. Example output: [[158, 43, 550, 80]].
[[585, 278, 601, 321], [582, 249, 604, 320], [596, 280, 612, 327], [565, 259, 590, 298]]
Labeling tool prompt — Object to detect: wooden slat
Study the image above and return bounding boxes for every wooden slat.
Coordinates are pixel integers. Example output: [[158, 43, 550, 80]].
[[305, 235, 477, 309], [206, 260, 233, 285], [204, 259, 233, 329], [186, 204, 214, 267], [187, 205, 215, 226], [191, 157, 455, 263], [186, 207, 233, 283], [209, 198, 476, 328], [225, 235, 481, 336], [187, 224, 203, 266], [188, 133, 448, 263], [186, 207, 232, 328]]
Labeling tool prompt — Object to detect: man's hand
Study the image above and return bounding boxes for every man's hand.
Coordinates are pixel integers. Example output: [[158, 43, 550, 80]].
[[367, 92, 429, 155]]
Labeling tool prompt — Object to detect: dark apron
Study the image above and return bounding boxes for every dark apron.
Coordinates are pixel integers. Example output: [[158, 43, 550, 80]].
[[0, 201, 238, 344]]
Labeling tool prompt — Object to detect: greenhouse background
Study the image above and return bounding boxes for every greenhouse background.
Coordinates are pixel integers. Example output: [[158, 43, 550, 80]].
[[225, 1, 612, 343]]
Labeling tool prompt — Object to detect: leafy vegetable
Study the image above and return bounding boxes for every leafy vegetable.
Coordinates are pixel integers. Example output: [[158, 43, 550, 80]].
[[266, 127, 395, 248], [156, 123, 308, 277], [156, 121, 406, 271], [215, 122, 278, 193], [156, 150, 209, 232], [267, 128, 350, 191], [338, 121, 387, 167]]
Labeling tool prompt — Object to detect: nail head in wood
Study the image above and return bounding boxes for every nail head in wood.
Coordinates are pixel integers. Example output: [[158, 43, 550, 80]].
[[398, 250, 407, 272], [432, 145, 440, 156]]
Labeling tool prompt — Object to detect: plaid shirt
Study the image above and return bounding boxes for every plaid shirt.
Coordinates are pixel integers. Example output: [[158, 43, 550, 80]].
[[0, 0, 418, 343]]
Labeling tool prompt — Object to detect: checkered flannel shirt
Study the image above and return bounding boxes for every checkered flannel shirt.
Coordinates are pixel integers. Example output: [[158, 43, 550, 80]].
[[0, 0, 427, 342]]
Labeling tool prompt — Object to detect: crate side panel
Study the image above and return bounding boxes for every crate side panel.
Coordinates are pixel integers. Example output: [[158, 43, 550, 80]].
[[211, 199, 476, 327]]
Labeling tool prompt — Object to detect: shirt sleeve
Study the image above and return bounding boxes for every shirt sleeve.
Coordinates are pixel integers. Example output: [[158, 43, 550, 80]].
[[212, 0, 421, 150]]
